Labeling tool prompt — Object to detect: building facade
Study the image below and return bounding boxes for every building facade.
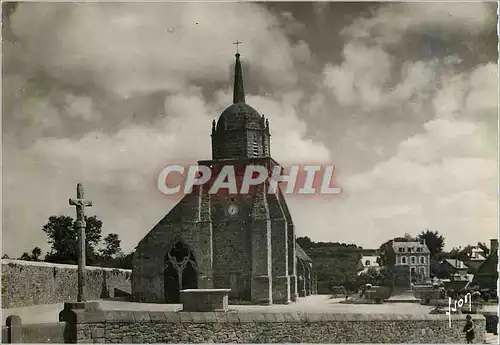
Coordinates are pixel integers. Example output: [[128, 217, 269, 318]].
[[132, 53, 311, 305], [358, 249, 381, 275], [392, 236, 431, 283]]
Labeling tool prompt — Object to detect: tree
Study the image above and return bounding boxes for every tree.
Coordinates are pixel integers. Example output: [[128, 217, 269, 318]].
[[100, 233, 122, 260], [42, 215, 102, 264], [478, 242, 490, 257], [18, 246, 42, 261], [2, 254, 10, 259], [296, 236, 312, 250], [418, 229, 445, 257], [449, 245, 473, 262], [377, 240, 396, 267], [31, 247, 42, 261], [20, 252, 32, 261]]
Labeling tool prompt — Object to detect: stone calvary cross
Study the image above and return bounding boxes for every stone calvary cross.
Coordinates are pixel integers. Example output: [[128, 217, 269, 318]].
[[69, 183, 92, 302]]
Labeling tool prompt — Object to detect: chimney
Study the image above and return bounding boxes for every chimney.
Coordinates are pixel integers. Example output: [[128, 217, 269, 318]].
[[490, 239, 498, 252]]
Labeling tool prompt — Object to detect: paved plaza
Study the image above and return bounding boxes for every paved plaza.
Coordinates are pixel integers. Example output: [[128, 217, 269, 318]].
[[3, 295, 438, 325]]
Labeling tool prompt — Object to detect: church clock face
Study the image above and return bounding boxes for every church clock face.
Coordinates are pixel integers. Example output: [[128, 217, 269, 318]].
[[226, 203, 239, 217]]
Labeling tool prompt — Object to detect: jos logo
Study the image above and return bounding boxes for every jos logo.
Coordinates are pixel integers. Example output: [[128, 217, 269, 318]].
[[445, 293, 472, 328]]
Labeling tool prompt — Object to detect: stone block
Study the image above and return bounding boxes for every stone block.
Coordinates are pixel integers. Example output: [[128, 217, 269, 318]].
[[226, 312, 240, 323], [203, 312, 218, 323], [180, 289, 230, 312], [102, 310, 123, 322], [274, 313, 286, 322], [253, 313, 267, 323], [149, 312, 167, 322], [91, 328, 104, 338], [163, 312, 181, 323], [214, 312, 228, 323], [133, 311, 151, 323], [178, 312, 193, 323], [237, 312, 256, 323], [80, 311, 105, 324], [289, 312, 302, 322], [264, 313, 277, 322], [190, 312, 206, 323]]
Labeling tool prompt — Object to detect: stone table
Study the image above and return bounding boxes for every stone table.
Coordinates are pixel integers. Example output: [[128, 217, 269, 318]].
[[180, 289, 231, 312]]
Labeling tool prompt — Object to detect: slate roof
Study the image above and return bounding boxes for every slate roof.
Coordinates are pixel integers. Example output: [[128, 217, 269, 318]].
[[296, 244, 312, 262], [392, 240, 430, 253], [444, 259, 467, 269]]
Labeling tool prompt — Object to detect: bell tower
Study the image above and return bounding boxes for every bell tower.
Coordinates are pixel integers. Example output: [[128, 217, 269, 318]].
[[211, 53, 271, 160]]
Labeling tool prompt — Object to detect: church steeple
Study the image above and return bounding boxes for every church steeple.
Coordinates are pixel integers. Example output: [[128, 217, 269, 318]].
[[233, 53, 245, 104], [211, 49, 271, 160]]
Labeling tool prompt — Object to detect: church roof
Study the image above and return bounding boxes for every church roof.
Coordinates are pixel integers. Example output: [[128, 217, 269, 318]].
[[296, 243, 312, 262], [216, 102, 263, 131], [215, 53, 264, 132]]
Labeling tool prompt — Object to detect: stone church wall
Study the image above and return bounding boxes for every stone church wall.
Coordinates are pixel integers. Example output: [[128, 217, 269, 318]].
[[1, 259, 131, 309]]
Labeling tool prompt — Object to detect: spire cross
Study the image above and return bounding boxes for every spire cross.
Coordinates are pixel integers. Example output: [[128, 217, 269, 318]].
[[233, 40, 242, 54]]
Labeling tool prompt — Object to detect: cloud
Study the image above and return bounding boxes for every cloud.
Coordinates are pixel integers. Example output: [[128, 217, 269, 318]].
[[342, 3, 495, 45], [321, 62, 497, 247], [8, 2, 303, 98], [2, 2, 497, 256], [323, 42, 438, 110]]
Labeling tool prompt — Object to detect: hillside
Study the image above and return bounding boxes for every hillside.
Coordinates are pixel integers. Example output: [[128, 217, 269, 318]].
[[297, 237, 362, 294]]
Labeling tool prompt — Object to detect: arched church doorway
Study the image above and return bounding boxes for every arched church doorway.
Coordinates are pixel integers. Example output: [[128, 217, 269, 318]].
[[164, 241, 198, 303]]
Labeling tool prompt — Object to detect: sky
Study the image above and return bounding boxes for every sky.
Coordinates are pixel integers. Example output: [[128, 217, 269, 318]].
[[2, 2, 498, 257]]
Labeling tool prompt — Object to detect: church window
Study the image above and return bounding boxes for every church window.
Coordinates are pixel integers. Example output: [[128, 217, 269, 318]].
[[252, 138, 260, 156]]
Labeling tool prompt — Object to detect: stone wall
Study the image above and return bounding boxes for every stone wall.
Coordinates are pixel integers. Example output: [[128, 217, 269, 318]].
[[1, 260, 131, 308], [68, 310, 485, 343]]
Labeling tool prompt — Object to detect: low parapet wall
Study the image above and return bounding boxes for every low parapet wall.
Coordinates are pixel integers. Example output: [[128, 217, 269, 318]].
[[2, 260, 131, 308], [64, 310, 486, 343]]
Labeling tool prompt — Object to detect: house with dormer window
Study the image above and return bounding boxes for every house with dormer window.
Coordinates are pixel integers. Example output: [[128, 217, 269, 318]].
[[392, 234, 431, 283]]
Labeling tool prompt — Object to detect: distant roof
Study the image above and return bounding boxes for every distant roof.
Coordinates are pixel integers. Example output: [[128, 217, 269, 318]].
[[392, 241, 430, 253], [362, 255, 379, 261], [296, 244, 312, 262], [444, 259, 467, 269], [469, 250, 487, 261], [362, 249, 379, 256]]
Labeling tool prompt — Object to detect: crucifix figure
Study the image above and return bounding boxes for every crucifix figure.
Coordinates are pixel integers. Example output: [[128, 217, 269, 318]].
[[69, 183, 93, 302], [233, 40, 242, 54]]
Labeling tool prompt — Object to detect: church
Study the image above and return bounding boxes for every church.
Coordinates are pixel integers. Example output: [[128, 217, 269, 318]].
[[132, 52, 314, 305]]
